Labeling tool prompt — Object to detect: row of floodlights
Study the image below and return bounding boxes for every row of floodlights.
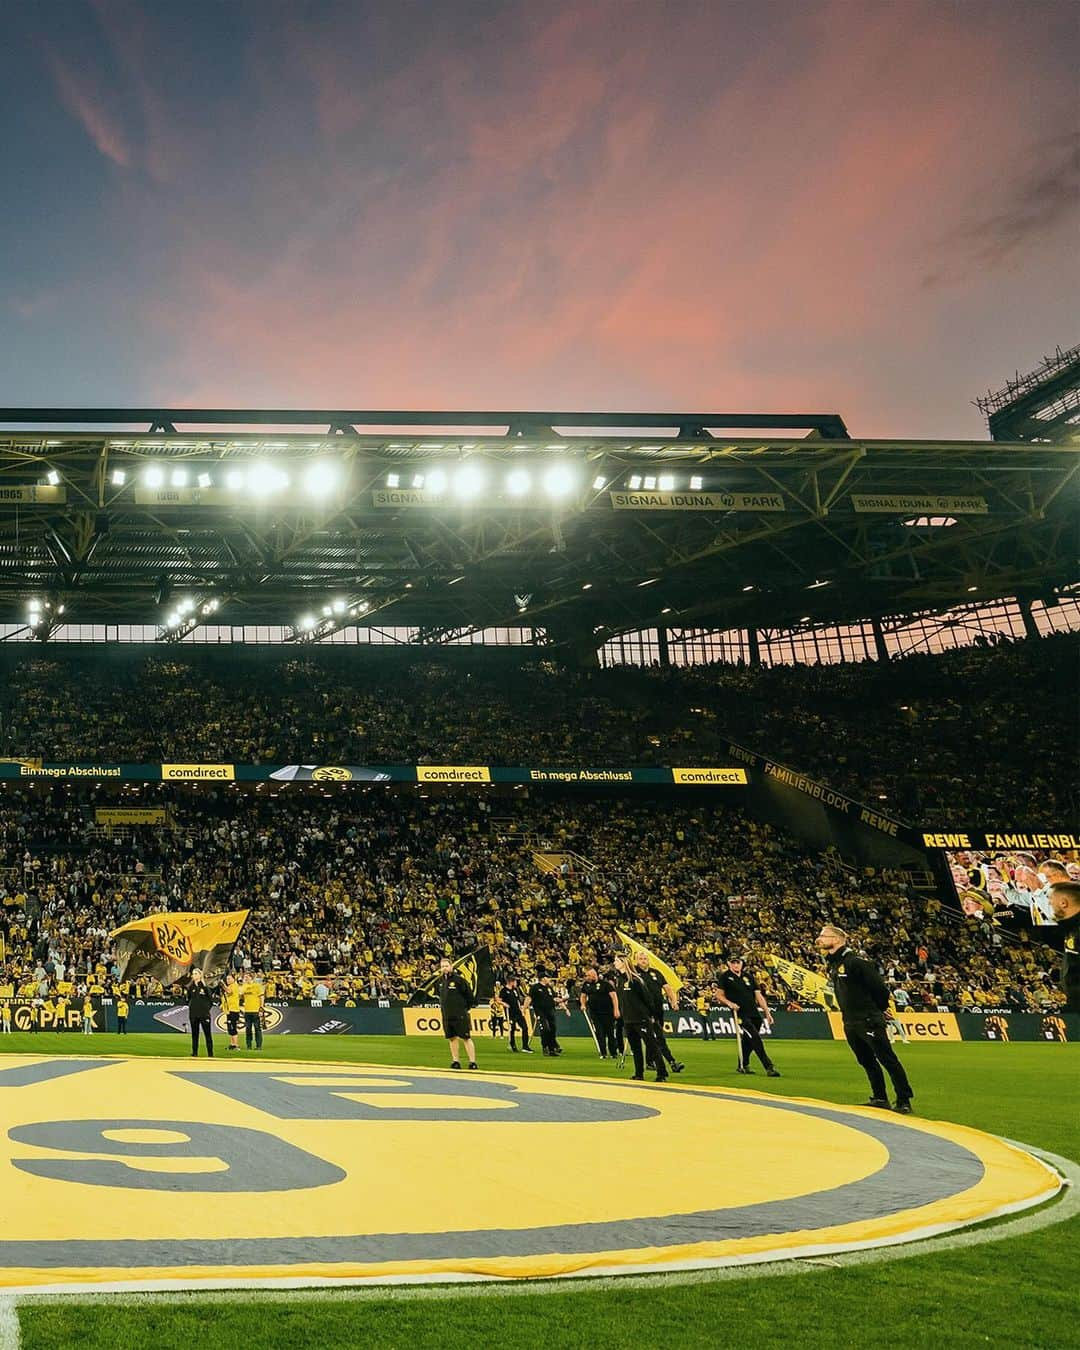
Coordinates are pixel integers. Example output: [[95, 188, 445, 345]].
[[43, 462, 708, 500], [385, 463, 582, 499], [26, 596, 63, 628], [382, 467, 704, 496], [296, 599, 370, 633], [103, 461, 343, 497]]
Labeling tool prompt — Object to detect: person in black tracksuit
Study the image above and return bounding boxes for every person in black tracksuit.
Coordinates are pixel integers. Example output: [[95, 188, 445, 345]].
[[437, 957, 478, 1070], [633, 952, 685, 1073], [528, 973, 561, 1056], [817, 924, 913, 1112], [580, 968, 619, 1058], [499, 979, 533, 1052], [187, 970, 215, 1057], [716, 957, 780, 1077], [613, 954, 668, 1082]]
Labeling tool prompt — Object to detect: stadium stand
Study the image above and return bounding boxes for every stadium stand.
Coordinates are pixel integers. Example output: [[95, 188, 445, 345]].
[[0, 629, 1076, 825], [1, 632, 1075, 1016]]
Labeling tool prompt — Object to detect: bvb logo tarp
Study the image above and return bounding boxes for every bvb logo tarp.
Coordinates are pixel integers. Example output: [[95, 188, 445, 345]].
[[0, 1056, 1061, 1291]]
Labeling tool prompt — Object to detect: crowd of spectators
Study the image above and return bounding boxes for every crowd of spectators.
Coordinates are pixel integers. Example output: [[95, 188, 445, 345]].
[[0, 785, 1068, 1015], [0, 631, 1074, 827]]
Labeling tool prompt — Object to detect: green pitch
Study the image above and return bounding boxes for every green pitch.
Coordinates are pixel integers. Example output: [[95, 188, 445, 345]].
[[4, 1033, 1077, 1350]]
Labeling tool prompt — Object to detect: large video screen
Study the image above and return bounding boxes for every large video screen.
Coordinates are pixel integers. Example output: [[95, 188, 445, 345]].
[[939, 833, 1079, 921]]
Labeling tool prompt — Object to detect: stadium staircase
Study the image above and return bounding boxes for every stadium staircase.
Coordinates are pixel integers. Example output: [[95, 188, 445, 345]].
[[532, 849, 600, 877]]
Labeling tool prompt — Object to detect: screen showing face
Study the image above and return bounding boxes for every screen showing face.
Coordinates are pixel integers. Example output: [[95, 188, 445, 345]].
[[943, 845, 1080, 919]]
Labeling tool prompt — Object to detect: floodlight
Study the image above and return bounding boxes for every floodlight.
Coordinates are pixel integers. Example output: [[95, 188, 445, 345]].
[[690, 476, 703, 491], [643, 476, 657, 490], [46, 470, 60, 486], [543, 463, 576, 498], [171, 467, 189, 487], [144, 465, 165, 488], [411, 473, 425, 489], [386, 473, 400, 488], [426, 468, 448, 495], [658, 474, 675, 490], [453, 463, 485, 499], [178, 597, 195, 616], [505, 469, 531, 497], [332, 598, 346, 614], [197, 472, 212, 489], [592, 475, 607, 490], [303, 460, 339, 498], [298, 614, 316, 631], [628, 475, 642, 490], [322, 605, 332, 617], [111, 469, 127, 486]]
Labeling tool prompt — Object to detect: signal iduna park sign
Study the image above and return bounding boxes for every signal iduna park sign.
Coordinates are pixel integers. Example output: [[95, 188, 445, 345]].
[[609, 490, 786, 511]]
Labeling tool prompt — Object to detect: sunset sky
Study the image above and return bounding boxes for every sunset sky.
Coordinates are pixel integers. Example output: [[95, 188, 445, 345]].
[[1, 0, 1076, 437]]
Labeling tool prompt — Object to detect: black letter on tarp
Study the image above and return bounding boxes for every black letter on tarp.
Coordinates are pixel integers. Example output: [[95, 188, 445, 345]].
[[9, 1119, 344, 1192], [173, 1071, 659, 1123]]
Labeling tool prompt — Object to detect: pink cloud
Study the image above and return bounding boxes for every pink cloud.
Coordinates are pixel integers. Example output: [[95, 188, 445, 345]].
[[44, 48, 132, 169], [127, 1, 1075, 435]]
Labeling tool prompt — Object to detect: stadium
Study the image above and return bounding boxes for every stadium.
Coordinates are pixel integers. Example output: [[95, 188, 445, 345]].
[[0, 363, 1077, 1347]]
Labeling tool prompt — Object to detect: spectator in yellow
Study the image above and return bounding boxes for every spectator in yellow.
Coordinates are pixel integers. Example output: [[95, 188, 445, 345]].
[[241, 976, 264, 1050], [222, 976, 242, 1051], [116, 996, 129, 1035], [82, 995, 95, 1036]]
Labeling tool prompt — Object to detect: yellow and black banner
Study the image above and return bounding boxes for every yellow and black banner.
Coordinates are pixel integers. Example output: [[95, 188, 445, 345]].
[[110, 909, 249, 987], [409, 947, 495, 1006], [763, 955, 840, 1011]]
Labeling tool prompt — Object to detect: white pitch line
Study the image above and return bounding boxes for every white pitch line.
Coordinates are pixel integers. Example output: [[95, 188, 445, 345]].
[[0, 1296, 20, 1350]]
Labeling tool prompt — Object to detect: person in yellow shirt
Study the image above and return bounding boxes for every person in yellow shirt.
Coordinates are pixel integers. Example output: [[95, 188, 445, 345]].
[[241, 976, 264, 1050], [222, 976, 242, 1051], [116, 996, 129, 1035], [54, 994, 68, 1033], [82, 996, 95, 1036]]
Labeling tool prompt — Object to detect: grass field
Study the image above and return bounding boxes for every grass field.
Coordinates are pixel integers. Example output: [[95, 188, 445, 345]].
[[2, 1032, 1077, 1349]]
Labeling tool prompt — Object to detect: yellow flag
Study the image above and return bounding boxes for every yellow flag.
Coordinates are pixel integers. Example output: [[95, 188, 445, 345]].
[[616, 930, 684, 1000], [110, 910, 249, 987], [763, 954, 839, 1012]]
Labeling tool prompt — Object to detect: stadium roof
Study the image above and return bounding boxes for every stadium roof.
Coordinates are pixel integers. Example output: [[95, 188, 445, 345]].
[[0, 407, 1076, 647]]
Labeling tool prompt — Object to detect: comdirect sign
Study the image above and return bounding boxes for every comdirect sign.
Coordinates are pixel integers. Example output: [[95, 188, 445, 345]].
[[0, 1057, 1060, 1290], [161, 764, 235, 781], [826, 1011, 962, 1041]]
